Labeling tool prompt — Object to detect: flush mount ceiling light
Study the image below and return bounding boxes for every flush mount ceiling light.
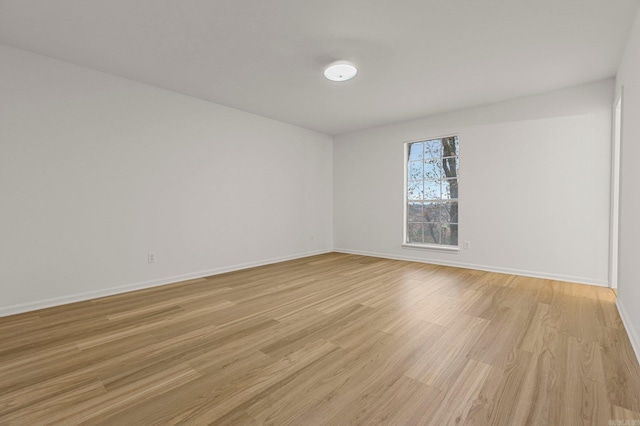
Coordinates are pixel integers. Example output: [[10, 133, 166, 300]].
[[324, 62, 358, 82]]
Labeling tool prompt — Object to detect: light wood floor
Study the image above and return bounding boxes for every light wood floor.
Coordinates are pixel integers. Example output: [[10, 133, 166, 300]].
[[1, 253, 639, 425]]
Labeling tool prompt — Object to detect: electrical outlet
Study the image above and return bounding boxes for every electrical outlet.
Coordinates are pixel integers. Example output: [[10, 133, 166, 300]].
[[148, 252, 156, 263], [463, 241, 471, 250]]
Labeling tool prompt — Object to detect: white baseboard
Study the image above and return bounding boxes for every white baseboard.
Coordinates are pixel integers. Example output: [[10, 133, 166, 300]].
[[0, 247, 610, 318], [333, 247, 609, 287], [0, 249, 332, 318], [616, 298, 640, 366]]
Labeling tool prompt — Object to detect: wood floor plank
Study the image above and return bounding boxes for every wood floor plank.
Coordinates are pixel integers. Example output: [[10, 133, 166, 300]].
[[601, 326, 640, 412], [0, 253, 638, 425], [518, 302, 563, 355], [429, 359, 498, 425], [320, 322, 446, 425], [173, 339, 340, 424], [467, 305, 532, 368], [405, 314, 490, 389], [510, 340, 564, 425], [487, 347, 534, 424], [359, 376, 442, 425], [555, 336, 610, 425]]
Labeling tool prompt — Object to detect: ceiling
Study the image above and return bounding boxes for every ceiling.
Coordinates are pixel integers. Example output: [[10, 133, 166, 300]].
[[1, 0, 638, 135]]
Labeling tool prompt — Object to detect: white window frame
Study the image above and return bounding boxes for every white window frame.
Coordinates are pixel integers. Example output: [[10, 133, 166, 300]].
[[402, 135, 460, 253]]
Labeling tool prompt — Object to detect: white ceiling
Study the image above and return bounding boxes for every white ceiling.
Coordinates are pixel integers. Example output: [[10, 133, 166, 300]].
[[1, 0, 638, 135]]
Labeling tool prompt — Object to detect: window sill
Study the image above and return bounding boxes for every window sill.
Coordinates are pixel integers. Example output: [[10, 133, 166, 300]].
[[402, 243, 460, 253]]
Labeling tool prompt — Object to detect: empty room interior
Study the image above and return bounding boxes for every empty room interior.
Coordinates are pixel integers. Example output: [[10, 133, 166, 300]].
[[2, 0, 640, 424]]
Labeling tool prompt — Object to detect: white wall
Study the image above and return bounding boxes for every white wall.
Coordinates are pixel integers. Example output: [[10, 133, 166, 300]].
[[334, 80, 614, 286], [0, 45, 333, 316], [616, 6, 640, 362]]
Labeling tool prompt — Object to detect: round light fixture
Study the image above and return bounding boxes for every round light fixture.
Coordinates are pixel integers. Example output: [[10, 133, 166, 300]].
[[324, 62, 357, 82]]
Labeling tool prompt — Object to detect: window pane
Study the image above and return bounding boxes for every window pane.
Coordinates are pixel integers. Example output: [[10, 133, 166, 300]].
[[407, 202, 423, 222], [423, 158, 442, 180], [442, 156, 459, 178], [408, 142, 424, 161], [441, 201, 459, 223], [441, 223, 459, 246], [424, 180, 440, 200], [442, 137, 458, 157], [407, 223, 423, 244], [442, 178, 458, 200], [407, 180, 423, 200], [423, 223, 441, 244], [408, 161, 423, 181], [424, 139, 441, 158], [423, 202, 441, 223]]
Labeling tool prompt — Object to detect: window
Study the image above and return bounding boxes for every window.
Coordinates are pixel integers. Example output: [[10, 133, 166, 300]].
[[404, 135, 459, 248]]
